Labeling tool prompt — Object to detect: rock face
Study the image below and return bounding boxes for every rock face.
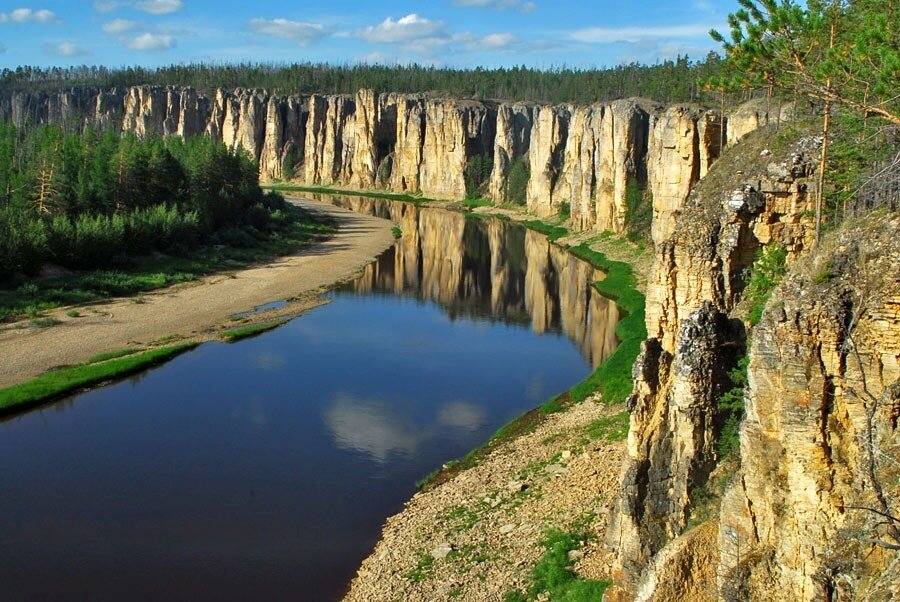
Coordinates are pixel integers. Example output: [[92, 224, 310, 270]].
[[0, 88, 772, 235], [420, 99, 495, 199], [489, 102, 534, 202], [526, 104, 571, 217], [717, 213, 900, 601], [565, 100, 651, 233], [647, 105, 724, 244], [726, 96, 794, 146], [605, 129, 821, 601]]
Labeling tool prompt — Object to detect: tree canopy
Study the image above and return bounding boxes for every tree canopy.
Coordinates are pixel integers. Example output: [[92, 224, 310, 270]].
[[710, 0, 899, 124]]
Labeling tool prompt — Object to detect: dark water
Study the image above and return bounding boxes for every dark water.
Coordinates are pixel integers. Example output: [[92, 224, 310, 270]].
[[0, 198, 619, 602]]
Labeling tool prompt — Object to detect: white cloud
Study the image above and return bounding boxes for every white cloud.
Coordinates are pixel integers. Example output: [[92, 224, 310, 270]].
[[103, 18, 136, 34], [463, 32, 518, 51], [51, 42, 93, 57], [93, 0, 121, 12], [356, 13, 448, 44], [570, 24, 716, 44], [134, 0, 183, 14], [453, 0, 536, 12], [127, 31, 175, 50], [0, 8, 60, 24], [248, 18, 329, 46]]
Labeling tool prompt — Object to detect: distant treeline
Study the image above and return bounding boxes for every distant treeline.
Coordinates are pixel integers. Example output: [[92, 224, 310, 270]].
[[0, 55, 731, 105], [0, 123, 287, 277]]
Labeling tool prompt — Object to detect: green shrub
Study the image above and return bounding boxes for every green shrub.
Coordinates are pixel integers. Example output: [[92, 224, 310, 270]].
[[745, 244, 788, 325], [717, 354, 749, 459], [506, 529, 610, 601]]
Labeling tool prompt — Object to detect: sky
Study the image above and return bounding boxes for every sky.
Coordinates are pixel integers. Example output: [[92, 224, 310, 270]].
[[0, 0, 739, 70]]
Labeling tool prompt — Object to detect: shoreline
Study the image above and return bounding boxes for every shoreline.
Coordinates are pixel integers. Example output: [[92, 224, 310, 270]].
[[0, 198, 395, 389]]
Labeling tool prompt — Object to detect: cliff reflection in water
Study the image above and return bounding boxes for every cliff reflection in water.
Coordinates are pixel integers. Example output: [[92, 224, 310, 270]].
[[321, 194, 619, 368]]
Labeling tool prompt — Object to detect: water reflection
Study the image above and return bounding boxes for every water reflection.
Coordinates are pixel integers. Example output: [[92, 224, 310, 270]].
[[322, 194, 619, 368], [322, 393, 428, 464], [437, 401, 487, 432]]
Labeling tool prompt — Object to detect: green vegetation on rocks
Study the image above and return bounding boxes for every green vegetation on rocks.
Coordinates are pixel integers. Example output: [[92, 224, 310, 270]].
[[505, 528, 611, 602]]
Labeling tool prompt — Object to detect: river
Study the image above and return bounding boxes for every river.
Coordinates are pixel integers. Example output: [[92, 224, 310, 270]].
[[0, 196, 618, 601]]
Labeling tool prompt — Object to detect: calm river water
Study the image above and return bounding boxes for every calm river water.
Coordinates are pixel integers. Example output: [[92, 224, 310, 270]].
[[0, 196, 618, 601]]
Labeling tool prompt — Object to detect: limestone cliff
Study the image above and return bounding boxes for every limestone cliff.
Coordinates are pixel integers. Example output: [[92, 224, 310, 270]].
[[605, 127, 821, 601], [489, 102, 534, 202], [726, 97, 794, 146], [526, 104, 571, 217], [717, 213, 900, 601], [0, 87, 770, 237]]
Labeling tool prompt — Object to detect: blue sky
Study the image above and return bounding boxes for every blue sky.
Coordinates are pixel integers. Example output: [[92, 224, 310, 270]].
[[0, 0, 738, 70]]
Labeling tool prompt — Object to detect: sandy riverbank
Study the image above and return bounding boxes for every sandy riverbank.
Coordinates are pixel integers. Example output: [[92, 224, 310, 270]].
[[0, 198, 395, 388]]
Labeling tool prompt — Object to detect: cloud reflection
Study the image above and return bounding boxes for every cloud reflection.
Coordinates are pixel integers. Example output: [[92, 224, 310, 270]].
[[437, 401, 486, 431], [322, 393, 426, 463]]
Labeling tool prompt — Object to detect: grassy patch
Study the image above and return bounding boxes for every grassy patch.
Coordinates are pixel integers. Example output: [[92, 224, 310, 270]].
[[30, 317, 62, 328], [406, 551, 435, 583], [0, 205, 332, 323], [505, 528, 610, 601], [391, 225, 402, 239], [0, 342, 199, 415], [521, 219, 569, 242], [586, 411, 630, 442], [87, 348, 143, 364], [463, 197, 493, 210], [220, 320, 286, 342], [66, 309, 80, 318]]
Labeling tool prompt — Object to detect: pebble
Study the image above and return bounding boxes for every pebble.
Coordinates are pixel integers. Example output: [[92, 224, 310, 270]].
[[500, 524, 515, 535], [432, 542, 453, 560]]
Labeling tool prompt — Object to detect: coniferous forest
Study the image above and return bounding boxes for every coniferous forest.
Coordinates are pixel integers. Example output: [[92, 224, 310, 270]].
[[0, 124, 291, 278], [0, 55, 727, 105]]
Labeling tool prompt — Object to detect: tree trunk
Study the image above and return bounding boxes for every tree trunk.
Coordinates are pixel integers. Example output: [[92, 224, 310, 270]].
[[816, 100, 832, 247]]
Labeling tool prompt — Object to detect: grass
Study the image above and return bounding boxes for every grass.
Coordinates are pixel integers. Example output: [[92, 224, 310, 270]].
[[220, 320, 286, 342], [504, 528, 611, 601], [406, 551, 435, 583], [0, 205, 333, 324], [463, 197, 493, 209], [585, 411, 630, 442], [86, 348, 143, 364], [30, 317, 62, 328], [0, 342, 199, 415], [391, 225, 402, 239]]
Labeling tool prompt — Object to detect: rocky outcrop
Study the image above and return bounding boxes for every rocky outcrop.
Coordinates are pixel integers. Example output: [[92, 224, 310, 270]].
[[606, 129, 821, 601], [647, 105, 724, 244], [717, 213, 900, 601], [489, 102, 533, 202], [420, 100, 495, 199], [527, 104, 571, 217], [1, 88, 777, 235], [565, 100, 651, 233], [726, 96, 794, 146]]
